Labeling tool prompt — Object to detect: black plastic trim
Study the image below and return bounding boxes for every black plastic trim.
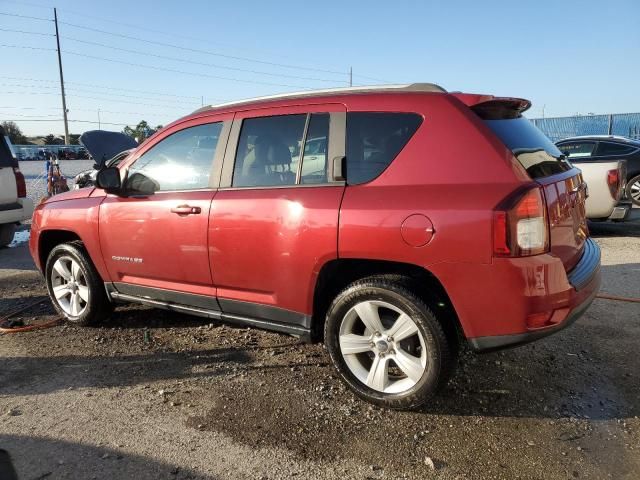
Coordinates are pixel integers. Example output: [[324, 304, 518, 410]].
[[105, 283, 311, 340], [0, 202, 22, 212], [567, 238, 601, 291], [217, 298, 312, 329], [112, 282, 221, 311]]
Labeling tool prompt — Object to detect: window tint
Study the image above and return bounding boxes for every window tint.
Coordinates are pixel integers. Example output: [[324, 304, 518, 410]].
[[346, 113, 422, 185], [595, 142, 636, 156], [484, 118, 572, 178], [557, 142, 596, 158], [300, 113, 330, 184], [128, 123, 222, 191], [233, 115, 306, 187]]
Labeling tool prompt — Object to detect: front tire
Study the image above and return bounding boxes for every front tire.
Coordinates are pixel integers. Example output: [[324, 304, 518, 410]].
[[0, 224, 16, 247], [45, 242, 112, 326], [626, 174, 640, 206], [324, 276, 456, 410]]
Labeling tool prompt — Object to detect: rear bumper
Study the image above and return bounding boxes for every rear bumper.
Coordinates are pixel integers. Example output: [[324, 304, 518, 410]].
[[467, 238, 601, 352], [0, 197, 34, 225]]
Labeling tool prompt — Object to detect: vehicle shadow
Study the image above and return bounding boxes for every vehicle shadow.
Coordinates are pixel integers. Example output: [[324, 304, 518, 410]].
[[0, 435, 215, 480]]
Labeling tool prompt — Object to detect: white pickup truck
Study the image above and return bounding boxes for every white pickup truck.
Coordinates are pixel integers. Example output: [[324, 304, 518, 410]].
[[0, 127, 34, 246], [557, 138, 631, 221]]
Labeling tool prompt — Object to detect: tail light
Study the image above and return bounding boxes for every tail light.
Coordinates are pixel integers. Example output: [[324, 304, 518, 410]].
[[606, 168, 620, 200], [13, 167, 26, 198], [493, 186, 549, 257]]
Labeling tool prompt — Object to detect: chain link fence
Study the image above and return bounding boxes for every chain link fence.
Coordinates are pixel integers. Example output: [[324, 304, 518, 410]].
[[530, 113, 640, 142]]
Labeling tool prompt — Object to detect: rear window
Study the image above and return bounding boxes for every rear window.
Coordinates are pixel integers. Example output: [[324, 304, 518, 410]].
[[0, 132, 18, 168], [484, 117, 572, 179], [595, 141, 637, 156], [346, 112, 422, 184]]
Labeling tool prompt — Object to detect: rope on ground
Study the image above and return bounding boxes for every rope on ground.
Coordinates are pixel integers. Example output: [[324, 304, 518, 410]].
[[0, 298, 63, 334], [595, 293, 640, 304]]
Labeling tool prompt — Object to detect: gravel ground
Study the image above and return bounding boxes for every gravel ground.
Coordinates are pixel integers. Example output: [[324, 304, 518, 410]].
[[0, 167, 638, 479]]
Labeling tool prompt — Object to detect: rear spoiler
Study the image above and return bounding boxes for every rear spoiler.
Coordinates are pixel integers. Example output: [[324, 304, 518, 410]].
[[451, 93, 531, 120]]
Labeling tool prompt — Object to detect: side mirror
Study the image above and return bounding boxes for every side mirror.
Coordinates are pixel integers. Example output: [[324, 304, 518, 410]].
[[95, 167, 122, 193]]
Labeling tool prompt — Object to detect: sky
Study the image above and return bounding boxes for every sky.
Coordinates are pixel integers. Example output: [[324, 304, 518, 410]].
[[0, 0, 639, 137]]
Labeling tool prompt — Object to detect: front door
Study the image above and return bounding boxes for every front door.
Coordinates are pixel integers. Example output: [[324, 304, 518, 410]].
[[209, 104, 346, 327], [99, 120, 229, 300]]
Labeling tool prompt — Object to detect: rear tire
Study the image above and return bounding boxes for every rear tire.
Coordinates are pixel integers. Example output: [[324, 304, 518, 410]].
[[0, 224, 16, 247], [45, 242, 112, 326], [626, 174, 640, 206], [324, 275, 456, 410]]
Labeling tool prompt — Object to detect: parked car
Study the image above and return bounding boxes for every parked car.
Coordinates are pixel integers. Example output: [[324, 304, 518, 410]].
[[556, 136, 640, 207], [0, 127, 34, 246], [554, 140, 629, 221], [29, 84, 601, 410]]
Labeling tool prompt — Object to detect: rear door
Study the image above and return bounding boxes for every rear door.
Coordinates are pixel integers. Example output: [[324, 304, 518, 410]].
[[483, 117, 588, 271], [0, 129, 18, 205], [209, 104, 346, 326]]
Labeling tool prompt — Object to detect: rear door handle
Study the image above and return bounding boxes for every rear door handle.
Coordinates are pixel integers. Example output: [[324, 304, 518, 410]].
[[171, 205, 201, 215]]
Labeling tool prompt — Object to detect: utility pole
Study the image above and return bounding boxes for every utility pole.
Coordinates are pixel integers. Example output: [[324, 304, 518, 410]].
[[97, 108, 101, 130], [54, 8, 69, 144], [349, 67, 353, 87]]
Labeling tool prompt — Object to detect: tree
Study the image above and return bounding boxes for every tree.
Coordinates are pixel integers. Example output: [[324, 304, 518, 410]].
[[1, 121, 27, 144], [122, 120, 161, 142], [44, 134, 64, 145]]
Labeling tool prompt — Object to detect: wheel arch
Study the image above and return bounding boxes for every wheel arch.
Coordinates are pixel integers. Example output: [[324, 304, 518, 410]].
[[311, 258, 462, 345]]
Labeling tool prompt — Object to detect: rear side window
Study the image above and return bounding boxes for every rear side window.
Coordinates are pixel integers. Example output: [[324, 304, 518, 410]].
[[0, 133, 18, 168], [595, 142, 636, 156], [558, 142, 596, 158], [346, 112, 422, 185], [484, 117, 572, 179]]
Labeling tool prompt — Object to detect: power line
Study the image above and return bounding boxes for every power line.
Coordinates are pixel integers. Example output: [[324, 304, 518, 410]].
[[0, 82, 201, 105], [2, 43, 313, 89], [0, 27, 54, 36], [62, 49, 313, 89], [59, 20, 349, 76], [0, 10, 52, 21], [0, 75, 206, 101], [61, 36, 347, 84]]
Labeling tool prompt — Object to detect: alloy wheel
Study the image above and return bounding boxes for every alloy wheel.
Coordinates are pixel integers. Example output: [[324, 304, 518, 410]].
[[50, 255, 90, 317], [338, 300, 427, 394], [630, 178, 640, 203]]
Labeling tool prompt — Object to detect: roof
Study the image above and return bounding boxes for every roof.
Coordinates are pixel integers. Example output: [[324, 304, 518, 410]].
[[191, 83, 446, 115], [557, 135, 640, 145]]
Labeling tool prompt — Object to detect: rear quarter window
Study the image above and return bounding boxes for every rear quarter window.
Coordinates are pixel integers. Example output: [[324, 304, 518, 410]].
[[595, 142, 637, 156], [0, 134, 18, 168], [484, 117, 572, 179], [346, 112, 422, 184]]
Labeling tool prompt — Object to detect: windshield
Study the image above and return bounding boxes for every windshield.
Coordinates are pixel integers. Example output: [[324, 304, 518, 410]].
[[484, 117, 573, 179]]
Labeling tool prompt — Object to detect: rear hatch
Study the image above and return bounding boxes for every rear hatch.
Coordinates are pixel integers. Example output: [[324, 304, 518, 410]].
[[475, 101, 588, 272], [0, 127, 18, 204]]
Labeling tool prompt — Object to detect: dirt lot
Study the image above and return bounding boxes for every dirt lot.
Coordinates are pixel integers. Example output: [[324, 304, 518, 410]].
[[1, 219, 639, 480]]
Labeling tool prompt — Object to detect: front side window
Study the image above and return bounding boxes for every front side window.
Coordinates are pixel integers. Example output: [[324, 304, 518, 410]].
[[128, 123, 222, 192], [346, 112, 422, 185], [557, 141, 596, 158], [595, 142, 636, 156]]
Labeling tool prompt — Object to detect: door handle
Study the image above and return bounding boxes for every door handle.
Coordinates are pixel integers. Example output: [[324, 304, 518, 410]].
[[171, 205, 201, 215]]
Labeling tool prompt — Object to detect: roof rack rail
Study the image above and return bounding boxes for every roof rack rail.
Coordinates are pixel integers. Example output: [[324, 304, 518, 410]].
[[192, 83, 446, 114]]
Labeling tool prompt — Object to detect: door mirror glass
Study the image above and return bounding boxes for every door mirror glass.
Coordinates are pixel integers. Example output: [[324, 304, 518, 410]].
[[125, 172, 159, 196], [96, 167, 122, 193]]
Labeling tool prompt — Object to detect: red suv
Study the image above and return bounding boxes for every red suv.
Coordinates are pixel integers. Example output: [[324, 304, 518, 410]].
[[29, 84, 601, 409]]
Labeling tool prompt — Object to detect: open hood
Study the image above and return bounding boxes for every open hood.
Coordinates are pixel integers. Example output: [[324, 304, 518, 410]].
[[79, 130, 138, 168]]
